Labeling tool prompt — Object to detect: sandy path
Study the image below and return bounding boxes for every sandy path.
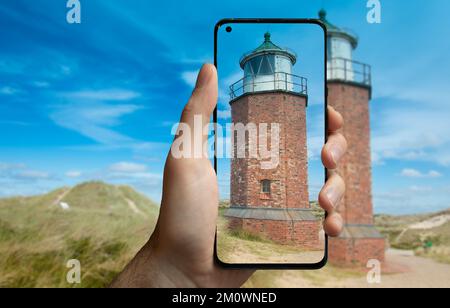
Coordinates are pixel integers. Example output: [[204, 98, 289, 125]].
[[254, 249, 450, 288], [51, 188, 71, 207], [223, 248, 325, 265], [124, 197, 147, 218], [217, 229, 325, 265], [409, 214, 450, 230], [363, 250, 450, 288], [395, 214, 450, 243]]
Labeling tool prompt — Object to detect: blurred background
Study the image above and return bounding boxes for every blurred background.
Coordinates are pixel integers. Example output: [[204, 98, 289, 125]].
[[0, 0, 449, 288]]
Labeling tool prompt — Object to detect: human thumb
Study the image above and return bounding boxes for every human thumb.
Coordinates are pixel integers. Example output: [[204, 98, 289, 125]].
[[180, 63, 218, 125]]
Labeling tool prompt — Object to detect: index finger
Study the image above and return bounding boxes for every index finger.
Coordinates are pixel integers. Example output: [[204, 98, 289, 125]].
[[328, 106, 343, 133]]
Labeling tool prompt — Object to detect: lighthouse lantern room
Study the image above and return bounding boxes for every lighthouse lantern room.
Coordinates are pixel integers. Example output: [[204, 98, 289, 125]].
[[230, 33, 307, 100]]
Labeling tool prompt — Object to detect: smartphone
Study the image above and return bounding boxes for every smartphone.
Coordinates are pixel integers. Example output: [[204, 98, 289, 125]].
[[213, 19, 328, 269]]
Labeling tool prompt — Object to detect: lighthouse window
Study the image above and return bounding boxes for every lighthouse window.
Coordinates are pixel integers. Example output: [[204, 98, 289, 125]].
[[252, 58, 261, 75], [244, 63, 253, 77], [261, 180, 271, 194], [246, 55, 275, 76], [259, 55, 275, 75]]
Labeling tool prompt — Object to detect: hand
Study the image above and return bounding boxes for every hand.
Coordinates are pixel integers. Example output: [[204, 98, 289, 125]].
[[111, 64, 347, 288]]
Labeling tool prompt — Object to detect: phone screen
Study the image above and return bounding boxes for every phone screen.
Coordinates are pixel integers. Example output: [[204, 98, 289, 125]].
[[214, 20, 327, 267]]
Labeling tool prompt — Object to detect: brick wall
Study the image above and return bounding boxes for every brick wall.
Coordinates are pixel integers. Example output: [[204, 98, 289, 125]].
[[329, 237, 386, 266], [327, 83, 374, 224], [328, 81, 385, 267], [230, 92, 309, 209], [228, 217, 321, 249]]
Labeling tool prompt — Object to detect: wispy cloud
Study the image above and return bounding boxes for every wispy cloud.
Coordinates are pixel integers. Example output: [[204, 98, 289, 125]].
[[49, 102, 142, 145], [307, 135, 324, 161], [61, 89, 141, 101], [181, 70, 198, 88], [219, 71, 241, 107], [0, 86, 20, 95], [109, 162, 147, 173], [409, 185, 433, 192], [0, 162, 58, 197], [374, 184, 450, 215], [223, 71, 242, 87], [65, 170, 82, 178], [371, 107, 450, 166], [369, 40, 450, 168], [15, 170, 50, 180], [32, 81, 50, 88], [0, 162, 53, 182], [107, 171, 162, 181], [0, 162, 26, 171], [102, 163, 163, 200], [167, 53, 211, 65], [0, 51, 77, 81], [400, 168, 442, 178]]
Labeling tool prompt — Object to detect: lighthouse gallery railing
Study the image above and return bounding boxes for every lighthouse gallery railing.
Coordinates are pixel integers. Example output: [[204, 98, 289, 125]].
[[229, 72, 308, 101], [327, 57, 372, 86]]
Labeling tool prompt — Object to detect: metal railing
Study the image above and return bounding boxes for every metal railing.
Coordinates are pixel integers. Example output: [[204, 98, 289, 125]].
[[229, 72, 308, 101], [327, 57, 372, 86]]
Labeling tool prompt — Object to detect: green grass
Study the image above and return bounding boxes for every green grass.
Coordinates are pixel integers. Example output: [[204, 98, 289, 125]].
[[228, 229, 271, 243], [0, 237, 129, 288], [310, 201, 326, 220], [2, 185, 449, 288], [416, 246, 450, 264], [0, 181, 159, 288], [413, 222, 450, 264], [375, 210, 450, 264]]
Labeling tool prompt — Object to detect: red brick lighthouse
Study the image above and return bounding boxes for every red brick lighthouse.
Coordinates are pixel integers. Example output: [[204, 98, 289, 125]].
[[320, 10, 386, 266], [225, 33, 320, 249]]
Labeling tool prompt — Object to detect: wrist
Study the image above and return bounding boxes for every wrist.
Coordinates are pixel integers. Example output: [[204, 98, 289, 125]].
[[111, 240, 197, 288]]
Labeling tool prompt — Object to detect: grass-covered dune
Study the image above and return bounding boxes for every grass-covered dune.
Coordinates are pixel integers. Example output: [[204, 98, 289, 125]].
[[0, 181, 448, 288], [375, 209, 450, 264], [0, 181, 159, 288]]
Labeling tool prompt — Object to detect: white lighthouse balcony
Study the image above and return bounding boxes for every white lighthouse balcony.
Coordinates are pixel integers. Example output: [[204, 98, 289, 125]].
[[327, 57, 372, 86], [229, 72, 308, 101]]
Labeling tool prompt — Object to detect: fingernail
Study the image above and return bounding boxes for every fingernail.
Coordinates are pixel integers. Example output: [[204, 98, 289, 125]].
[[330, 144, 344, 165], [195, 64, 213, 89], [325, 186, 339, 208]]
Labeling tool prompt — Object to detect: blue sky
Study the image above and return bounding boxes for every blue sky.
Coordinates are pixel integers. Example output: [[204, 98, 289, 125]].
[[0, 0, 449, 215]]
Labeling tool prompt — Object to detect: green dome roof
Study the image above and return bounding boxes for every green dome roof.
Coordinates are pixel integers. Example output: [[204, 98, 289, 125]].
[[239, 32, 297, 68], [319, 9, 358, 49], [253, 32, 283, 52], [319, 9, 339, 31]]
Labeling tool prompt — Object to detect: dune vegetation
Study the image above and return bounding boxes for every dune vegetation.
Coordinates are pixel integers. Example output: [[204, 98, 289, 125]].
[[0, 181, 448, 288], [375, 209, 450, 264], [0, 182, 158, 288]]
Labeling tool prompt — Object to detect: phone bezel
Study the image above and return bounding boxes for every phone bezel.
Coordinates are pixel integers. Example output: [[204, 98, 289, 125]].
[[214, 18, 329, 270]]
